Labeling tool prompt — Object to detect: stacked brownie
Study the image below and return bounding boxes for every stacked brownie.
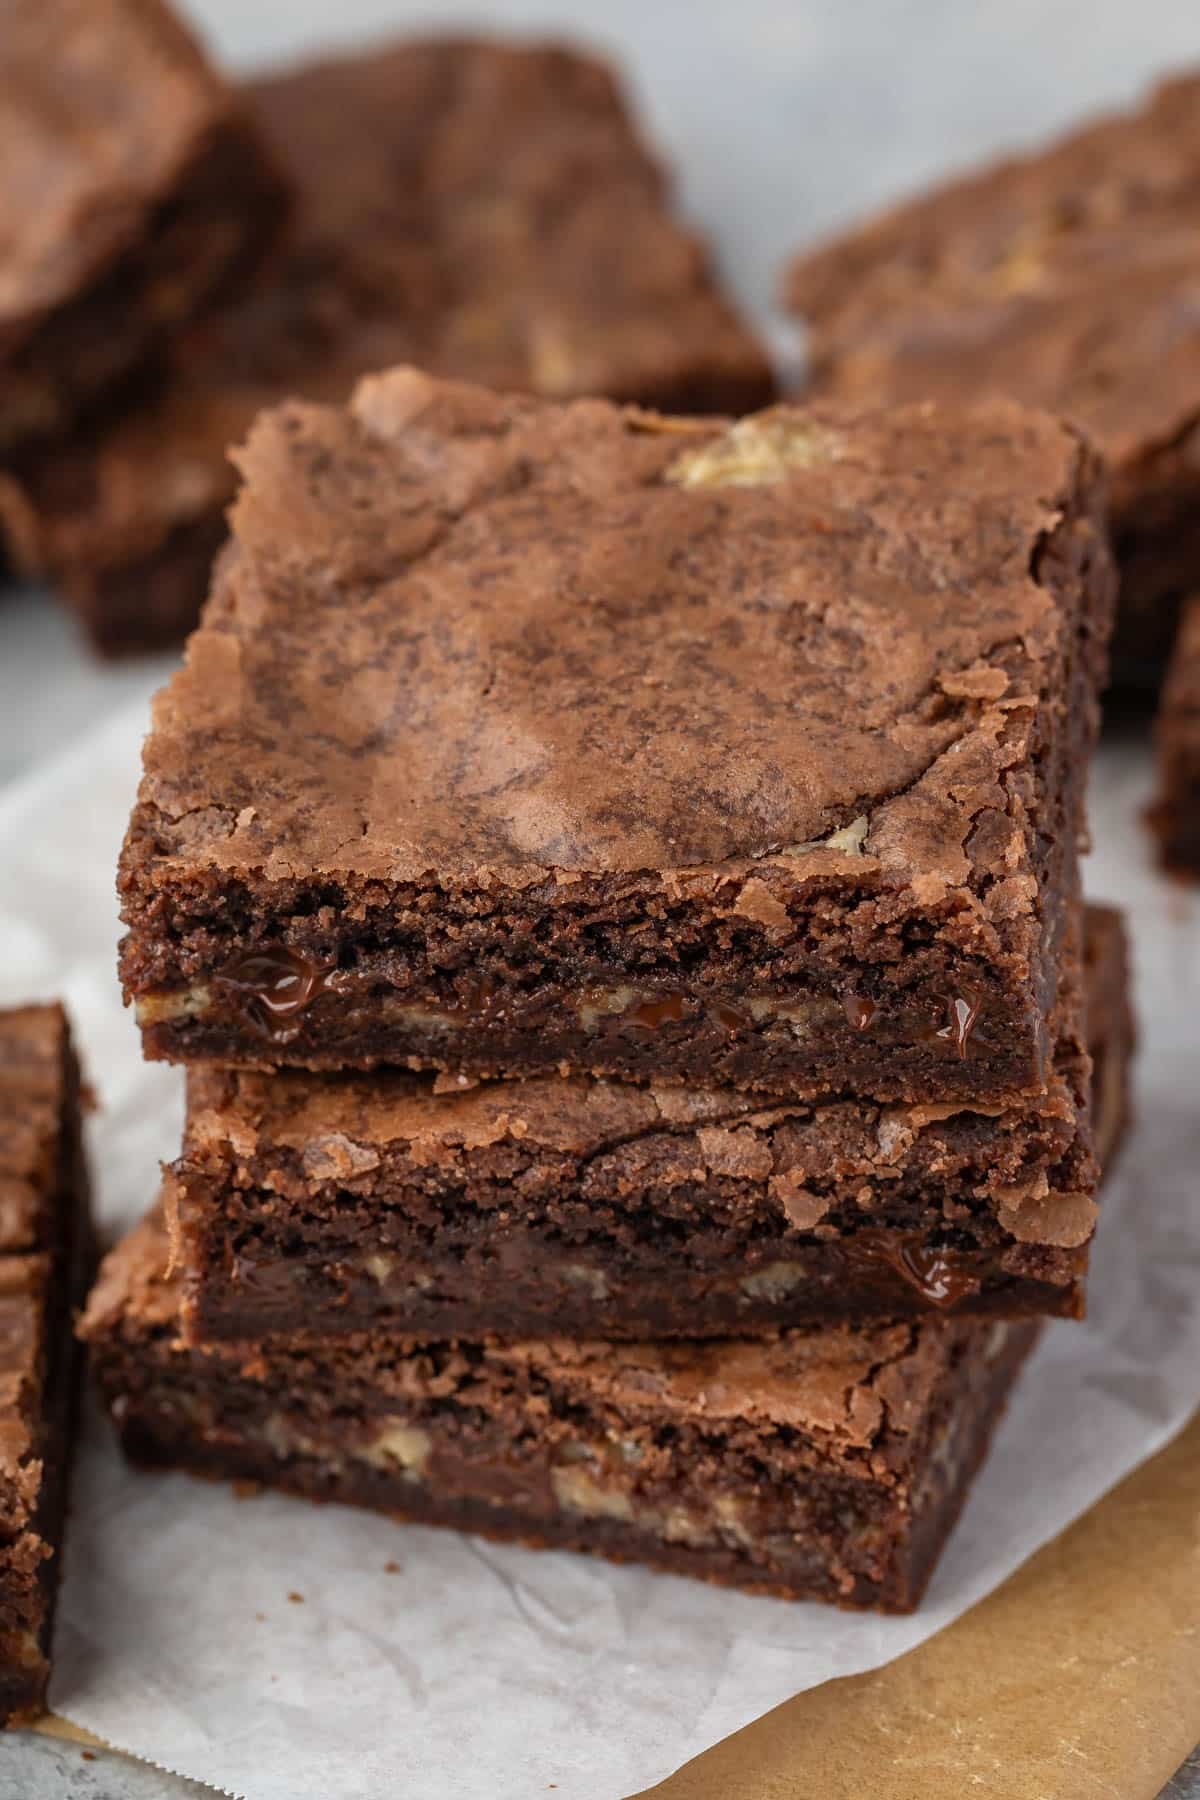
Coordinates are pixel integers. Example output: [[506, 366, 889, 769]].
[[0, 31, 770, 655], [0, 1004, 92, 1724], [86, 371, 1124, 1611]]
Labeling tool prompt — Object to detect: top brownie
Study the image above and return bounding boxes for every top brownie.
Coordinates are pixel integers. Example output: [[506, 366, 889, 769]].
[[0, 0, 284, 457], [0, 36, 773, 655], [118, 371, 1114, 1100], [784, 72, 1200, 679]]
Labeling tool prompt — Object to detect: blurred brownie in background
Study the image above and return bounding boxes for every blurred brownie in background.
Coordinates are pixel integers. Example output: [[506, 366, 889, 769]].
[[1150, 596, 1200, 875], [0, 38, 773, 655], [0, 0, 285, 460], [784, 72, 1200, 687]]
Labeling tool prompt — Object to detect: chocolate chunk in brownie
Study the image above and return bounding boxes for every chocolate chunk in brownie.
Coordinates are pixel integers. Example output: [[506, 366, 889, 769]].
[[168, 905, 1131, 1345], [0, 37, 772, 655], [1150, 596, 1200, 876], [0, 1004, 92, 1726], [82, 1206, 1037, 1613], [0, 0, 285, 460], [119, 372, 1114, 1101]]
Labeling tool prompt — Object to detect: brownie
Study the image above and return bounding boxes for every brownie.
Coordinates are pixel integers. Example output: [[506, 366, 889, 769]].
[[82, 1206, 1038, 1613], [118, 372, 1114, 1101], [0, 1004, 92, 1726], [1150, 596, 1200, 876], [0, 37, 773, 655], [167, 906, 1132, 1345], [783, 72, 1200, 684], [0, 0, 285, 461]]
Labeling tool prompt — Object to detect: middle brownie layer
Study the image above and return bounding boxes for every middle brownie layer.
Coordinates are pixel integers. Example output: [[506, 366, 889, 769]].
[[169, 910, 1127, 1346]]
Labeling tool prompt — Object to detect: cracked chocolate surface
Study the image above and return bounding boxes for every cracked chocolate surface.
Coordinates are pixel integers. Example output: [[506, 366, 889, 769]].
[[0, 35, 771, 654], [82, 1206, 1038, 1611], [0, 0, 284, 458], [784, 71, 1200, 681], [119, 375, 1113, 1098]]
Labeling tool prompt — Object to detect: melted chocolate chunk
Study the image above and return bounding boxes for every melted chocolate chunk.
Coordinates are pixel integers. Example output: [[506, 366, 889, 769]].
[[629, 994, 690, 1029], [217, 948, 331, 1043], [841, 989, 877, 1032]]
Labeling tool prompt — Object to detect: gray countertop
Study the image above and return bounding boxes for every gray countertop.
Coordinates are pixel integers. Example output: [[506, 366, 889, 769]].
[[3, 0, 1199, 1793]]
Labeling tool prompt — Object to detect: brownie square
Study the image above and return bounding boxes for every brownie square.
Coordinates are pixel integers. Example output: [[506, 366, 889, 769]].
[[1150, 596, 1200, 876], [167, 904, 1130, 1346], [82, 1205, 1037, 1613], [0, 1004, 92, 1726], [0, 0, 285, 460], [0, 37, 773, 656], [119, 372, 1114, 1102], [783, 72, 1200, 683]]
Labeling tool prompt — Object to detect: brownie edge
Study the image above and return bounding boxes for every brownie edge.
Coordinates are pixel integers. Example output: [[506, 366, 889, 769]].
[[82, 1206, 1038, 1613]]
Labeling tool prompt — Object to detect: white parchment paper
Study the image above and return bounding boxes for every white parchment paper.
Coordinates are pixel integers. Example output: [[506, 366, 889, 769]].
[[0, 701, 1195, 1800]]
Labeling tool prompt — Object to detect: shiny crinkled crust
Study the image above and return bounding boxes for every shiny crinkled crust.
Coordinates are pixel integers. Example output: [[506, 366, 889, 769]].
[[82, 1208, 1039, 1611], [117, 374, 1114, 1097]]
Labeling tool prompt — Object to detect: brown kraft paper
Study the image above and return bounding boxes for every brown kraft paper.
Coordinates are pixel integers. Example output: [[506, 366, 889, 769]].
[[633, 1408, 1200, 1800]]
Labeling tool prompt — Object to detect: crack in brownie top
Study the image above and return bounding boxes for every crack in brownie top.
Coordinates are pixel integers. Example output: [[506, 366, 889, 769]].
[[131, 368, 1103, 887]]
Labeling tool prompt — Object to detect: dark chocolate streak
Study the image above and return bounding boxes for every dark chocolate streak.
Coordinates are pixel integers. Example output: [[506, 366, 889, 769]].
[[208, 956, 987, 1057]]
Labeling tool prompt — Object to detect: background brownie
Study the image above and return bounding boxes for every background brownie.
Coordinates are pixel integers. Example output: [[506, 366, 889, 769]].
[[119, 373, 1114, 1101], [82, 1207, 1038, 1614], [0, 1004, 91, 1725], [0, 0, 284, 460], [1150, 596, 1200, 876], [784, 71, 1200, 684], [168, 908, 1132, 1345], [0, 37, 773, 655]]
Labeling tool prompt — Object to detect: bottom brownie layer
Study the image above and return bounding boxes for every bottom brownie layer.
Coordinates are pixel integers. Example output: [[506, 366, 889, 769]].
[[1150, 596, 1200, 877], [83, 1211, 1037, 1613]]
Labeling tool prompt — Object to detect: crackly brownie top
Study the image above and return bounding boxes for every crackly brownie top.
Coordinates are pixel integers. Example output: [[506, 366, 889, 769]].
[[0, 1006, 67, 1255], [0, 0, 241, 340], [786, 74, 1200, 471], [132, 368, 1098, 892], [4, 37, 770, 569], [83, 1207, 965, 1455]]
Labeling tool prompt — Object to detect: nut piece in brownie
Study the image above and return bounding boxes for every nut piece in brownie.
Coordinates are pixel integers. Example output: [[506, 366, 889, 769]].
[[784, 72, 1200, 684], [82, 1207, 1037, 1613], [0, 0, 285, 459], [0, 37, 773, 656], [0, 1004, 92, 1726], [119, 372, 1114, 1100], [1150, 597, 1200, 877], [167, 907, 1131, 1345]]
